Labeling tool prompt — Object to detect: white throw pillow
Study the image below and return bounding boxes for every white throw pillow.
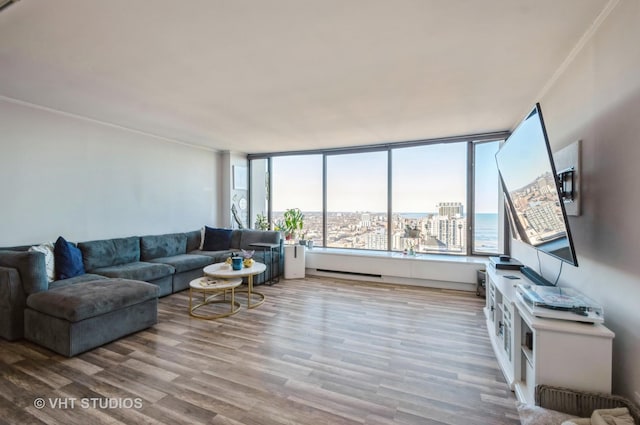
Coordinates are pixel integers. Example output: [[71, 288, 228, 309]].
[[517, 402, 578, 425], [29, 242, 55, 283], [200, 226, 205, 250]]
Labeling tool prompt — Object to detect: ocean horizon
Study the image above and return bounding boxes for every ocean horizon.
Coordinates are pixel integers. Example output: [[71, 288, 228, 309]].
[[271, 211, 500, 252]]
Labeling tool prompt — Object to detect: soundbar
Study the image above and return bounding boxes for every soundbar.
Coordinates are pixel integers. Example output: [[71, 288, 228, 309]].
[[489, 256, 522, 270], [521, 266, 554, 286]]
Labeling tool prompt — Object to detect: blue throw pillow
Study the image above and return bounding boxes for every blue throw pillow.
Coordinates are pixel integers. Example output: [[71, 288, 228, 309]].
[[54, 236, 85, 280], [202, 227, 232, 251]]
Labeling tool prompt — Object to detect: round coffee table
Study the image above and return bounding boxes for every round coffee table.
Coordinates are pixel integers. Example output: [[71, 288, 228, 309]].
[[188, 276, 242, 319], [203, 262, 267, 309]]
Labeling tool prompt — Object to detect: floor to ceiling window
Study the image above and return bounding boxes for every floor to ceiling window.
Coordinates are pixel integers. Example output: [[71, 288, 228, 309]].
[[391, 142, 467, 254], [326, 150, 388, 250], [271, 155, 323, 246], [249, 134, 506, 257], [472, 140, 502, 254]]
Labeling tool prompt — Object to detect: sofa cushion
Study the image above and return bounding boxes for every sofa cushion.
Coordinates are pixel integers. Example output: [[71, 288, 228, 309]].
[[185, 230, 201, 253], [148, 254, 213, 273], [48, 273, 109, 290], [78, 237, 140, 270], [26, 279, 158, 322], [230, 230, 242, 249], [140, 233, 187, 261], [91, 262, 174, 282], [54, 237, 85, 280], [203, 227, 233, 251], [189, 249, 235, 264]]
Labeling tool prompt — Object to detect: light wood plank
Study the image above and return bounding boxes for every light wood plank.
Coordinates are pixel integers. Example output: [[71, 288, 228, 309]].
[[0, 277, 519, 424]]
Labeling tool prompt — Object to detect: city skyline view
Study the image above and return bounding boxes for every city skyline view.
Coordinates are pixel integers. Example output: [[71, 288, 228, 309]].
[[261, 139, 502, 254], [507, 171, 566, 246], [273, 208, 499, 254]]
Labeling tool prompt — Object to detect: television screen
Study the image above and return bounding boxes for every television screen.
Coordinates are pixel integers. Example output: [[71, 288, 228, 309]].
[[495, 103, 578, 266]]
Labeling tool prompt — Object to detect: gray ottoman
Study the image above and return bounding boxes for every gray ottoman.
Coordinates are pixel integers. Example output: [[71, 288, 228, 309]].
[[24, 278, 159, 357]]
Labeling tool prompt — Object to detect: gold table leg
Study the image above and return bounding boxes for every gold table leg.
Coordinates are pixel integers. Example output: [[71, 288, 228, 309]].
[[236, 274, 265, 309], [189, 287, 241, 320]]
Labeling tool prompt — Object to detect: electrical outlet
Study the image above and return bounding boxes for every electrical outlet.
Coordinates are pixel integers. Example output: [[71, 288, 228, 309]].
[[634, 391, 640, 406]]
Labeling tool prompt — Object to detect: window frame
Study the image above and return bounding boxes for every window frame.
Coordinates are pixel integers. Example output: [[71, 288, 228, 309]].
[[325, 148, 389, 250], [248, 131, 509, 257], [470, 139, 507, 256]]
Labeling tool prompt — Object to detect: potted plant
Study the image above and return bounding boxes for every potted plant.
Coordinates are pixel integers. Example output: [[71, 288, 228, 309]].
[[273, 218, 285, 237], [255, 213, 269, 230], [404, 223, 421, 238], [282, 208, 304, 241]]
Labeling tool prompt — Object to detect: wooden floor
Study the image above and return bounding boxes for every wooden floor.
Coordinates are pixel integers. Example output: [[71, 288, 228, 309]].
[[0, 277, 520, 425]]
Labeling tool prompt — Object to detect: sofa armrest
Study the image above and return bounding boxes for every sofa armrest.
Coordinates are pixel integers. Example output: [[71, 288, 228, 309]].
[[0, 250, 47, 295], [535, 385, 640, 423], [0, 266, 28, 340]]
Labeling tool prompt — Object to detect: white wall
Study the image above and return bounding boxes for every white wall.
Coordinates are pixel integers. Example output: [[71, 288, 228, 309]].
[[0, 98, 219, 245], [219, 151, 249, 229], [512, 0, 640, 401], [250, 158, 269, 229]]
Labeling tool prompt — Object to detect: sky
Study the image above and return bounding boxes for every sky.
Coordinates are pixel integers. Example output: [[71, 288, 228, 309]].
[[495, 107, 552, 192], [271, 140, 500, 214]]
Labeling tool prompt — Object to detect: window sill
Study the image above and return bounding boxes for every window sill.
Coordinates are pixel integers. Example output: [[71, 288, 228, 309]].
[[306, 247, 488, 264], [305, 248, 488, 291]]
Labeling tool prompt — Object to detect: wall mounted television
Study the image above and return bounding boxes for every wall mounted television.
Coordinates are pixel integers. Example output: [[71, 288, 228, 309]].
[[495, 103, 578, 267]]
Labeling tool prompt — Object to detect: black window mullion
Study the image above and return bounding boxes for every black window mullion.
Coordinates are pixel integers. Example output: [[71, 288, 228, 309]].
[[467, 142, 474, 256], [322, 153, 327, 248], [387, 148, 393, 252]]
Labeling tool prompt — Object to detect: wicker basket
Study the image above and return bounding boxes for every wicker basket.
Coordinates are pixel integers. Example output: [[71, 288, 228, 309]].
[[535, 385, 640, 424]]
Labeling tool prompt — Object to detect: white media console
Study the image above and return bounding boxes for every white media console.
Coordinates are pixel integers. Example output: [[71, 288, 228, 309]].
[[484, 265, 614, 404]]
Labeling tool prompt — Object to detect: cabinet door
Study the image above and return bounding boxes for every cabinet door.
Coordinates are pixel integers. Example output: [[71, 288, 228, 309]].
[[535, 328, 612, 393], [502, 302, 513, 361], [488, 280, 497, 323]]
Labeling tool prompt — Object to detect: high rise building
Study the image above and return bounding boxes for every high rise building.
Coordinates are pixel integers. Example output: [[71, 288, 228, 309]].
[[437, 202, 464, 218], [525, 203, 565, 240], [428, 206, 466, 251], [365, 230, 387, 250], [360, 213, 371, 229]]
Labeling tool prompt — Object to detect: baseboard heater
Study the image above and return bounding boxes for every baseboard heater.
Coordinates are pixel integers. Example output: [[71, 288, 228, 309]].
[[315, 269, 382, 278]]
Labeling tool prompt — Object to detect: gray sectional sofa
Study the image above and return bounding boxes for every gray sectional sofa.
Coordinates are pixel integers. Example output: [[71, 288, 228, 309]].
[[0, 228, 282, 356]]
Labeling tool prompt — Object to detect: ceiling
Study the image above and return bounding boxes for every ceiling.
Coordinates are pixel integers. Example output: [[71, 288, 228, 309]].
[[0, 0, 611, 153]]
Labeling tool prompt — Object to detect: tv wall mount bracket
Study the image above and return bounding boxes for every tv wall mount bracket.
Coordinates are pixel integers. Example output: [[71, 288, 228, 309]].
[[557, 166, 576, 202]]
